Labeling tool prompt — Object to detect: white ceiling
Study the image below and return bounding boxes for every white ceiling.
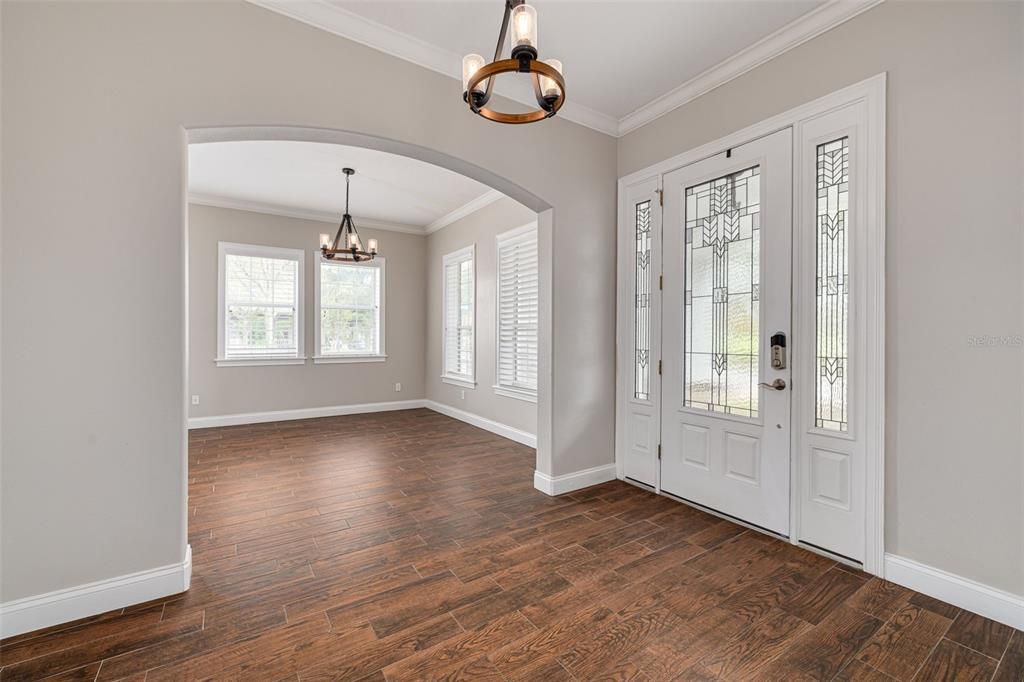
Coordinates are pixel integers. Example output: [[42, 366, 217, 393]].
[[188, 141, 497, 232], [249, 0, 879, 136], [332, 0, 823, 118]]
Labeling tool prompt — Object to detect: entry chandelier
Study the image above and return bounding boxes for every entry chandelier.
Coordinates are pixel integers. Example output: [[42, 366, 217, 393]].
[[461, 1, 565, 124], [320, 168, 378, 262]]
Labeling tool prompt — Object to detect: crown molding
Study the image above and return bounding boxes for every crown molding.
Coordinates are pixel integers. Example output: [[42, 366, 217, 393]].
[[246, 0, 620, 138], [188, 193, 427, 235], [617, 0, 885, 136], [247, 0, 881, 139], [425, 189, 505, 234]]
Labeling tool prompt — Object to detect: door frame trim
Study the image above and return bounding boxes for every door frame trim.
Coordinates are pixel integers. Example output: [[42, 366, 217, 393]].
[[615, 73, 886, 576]]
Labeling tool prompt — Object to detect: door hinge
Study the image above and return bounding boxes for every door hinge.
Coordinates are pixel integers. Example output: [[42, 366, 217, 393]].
[[657, 444, 662, 460], [658, 360, 662, 375], [657, 189, 663, 206], [659, 274, 663, 290]]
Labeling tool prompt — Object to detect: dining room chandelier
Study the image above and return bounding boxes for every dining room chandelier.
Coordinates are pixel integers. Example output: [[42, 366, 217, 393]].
[[319, 168, 378, 263], [461, 0, 565, 124]]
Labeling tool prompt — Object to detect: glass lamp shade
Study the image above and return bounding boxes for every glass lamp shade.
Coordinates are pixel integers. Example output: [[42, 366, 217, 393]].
[[367, 238, 378, 254], [462, 53, 487, 94], [510, 4, 537, 52], [348, 232, 362, 250], [539, 59, 562, 98], [319, 233, 332, 249]]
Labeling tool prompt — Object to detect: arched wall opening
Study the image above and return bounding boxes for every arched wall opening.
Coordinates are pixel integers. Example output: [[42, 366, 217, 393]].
[[183, 125, 556, 557]]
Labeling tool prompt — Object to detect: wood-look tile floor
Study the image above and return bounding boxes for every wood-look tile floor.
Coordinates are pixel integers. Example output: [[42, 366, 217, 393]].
[[2, 409, 1021, 681]]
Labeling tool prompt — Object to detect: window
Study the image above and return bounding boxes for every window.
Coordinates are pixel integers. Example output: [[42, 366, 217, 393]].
[[217, 242, 304, 366], [683, 166, 761, 418], [442, 245, 475, 386], [315, 257, 385, 363], [495, 224, 538, 402], [815, 137, 849, 431], [633, 200, 652, 400]]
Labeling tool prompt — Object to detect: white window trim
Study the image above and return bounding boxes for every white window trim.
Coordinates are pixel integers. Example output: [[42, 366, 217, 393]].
[[441, 244, 476, 386], [216, 241, 306, 367], [494, 385, 538, 403], [493, 222, 539, 403], [313, 255, 386, 364]]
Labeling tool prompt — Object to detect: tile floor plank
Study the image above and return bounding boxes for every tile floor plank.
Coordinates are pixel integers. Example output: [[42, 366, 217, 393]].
[[0, 409, 1018, 681]]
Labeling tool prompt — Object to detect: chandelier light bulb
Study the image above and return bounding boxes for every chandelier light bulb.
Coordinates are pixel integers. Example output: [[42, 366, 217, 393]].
[[368, 238, 378, 254], [539, 59, 562, 99], [510, 4, 537, 53], [320, 233, 332, 249], [462, 54, 487, 94], [459, 1, 564, 124], [348, 232, 361, 248]]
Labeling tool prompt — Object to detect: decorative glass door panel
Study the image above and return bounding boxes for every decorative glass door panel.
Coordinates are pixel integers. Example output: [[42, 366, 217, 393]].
[[619, 178, 661, 487], [684, 167, 761, 418], [815, 138, 849, 432], [661, 129, 792, 536]]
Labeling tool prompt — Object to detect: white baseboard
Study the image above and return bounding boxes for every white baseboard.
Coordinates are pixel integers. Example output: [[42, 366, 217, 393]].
[[534, 463, 618, 496], [0, 545, 192, 639], [188, 399, 428, 429], [884, 553, 1024, 630], [423, 400, 536, 448]]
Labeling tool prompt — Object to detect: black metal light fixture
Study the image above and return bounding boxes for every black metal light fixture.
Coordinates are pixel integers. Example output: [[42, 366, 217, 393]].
[[320, 168, 378, 262], [461, 1, 565, 124]]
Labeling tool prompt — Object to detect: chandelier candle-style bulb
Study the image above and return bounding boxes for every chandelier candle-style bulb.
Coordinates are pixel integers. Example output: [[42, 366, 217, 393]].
[[460, 0, 564, 124], [368, 238, 378, 254], [539, 59, 562, 99], [510, 3, 537, 56], [462, 54, 487, 95]]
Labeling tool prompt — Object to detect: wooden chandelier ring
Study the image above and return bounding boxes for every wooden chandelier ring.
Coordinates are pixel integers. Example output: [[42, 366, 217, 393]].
[[466, 58, 566, 124]]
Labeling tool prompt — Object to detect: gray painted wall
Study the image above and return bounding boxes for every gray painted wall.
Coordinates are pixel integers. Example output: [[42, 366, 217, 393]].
[[2, 0, 1020, 609], [617, 1, 1024, 595], [426, 197, 538, 435], [187, 204, 427, 419], [1, 0, 617, 602]]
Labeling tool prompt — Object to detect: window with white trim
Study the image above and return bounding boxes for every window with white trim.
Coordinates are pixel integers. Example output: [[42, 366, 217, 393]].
[[315, 257, 385, 362], [217, 242, 304, 365], [495, 224, 538, 401], [442, 245, 475, 385]]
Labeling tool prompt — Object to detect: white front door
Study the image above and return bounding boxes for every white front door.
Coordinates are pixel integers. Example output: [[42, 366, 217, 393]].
[[660, 129, 793, 536]]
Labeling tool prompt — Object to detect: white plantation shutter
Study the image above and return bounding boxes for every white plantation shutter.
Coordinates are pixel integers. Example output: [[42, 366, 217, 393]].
[[496, 225, 538, 396], [443, 246, 475, 380]]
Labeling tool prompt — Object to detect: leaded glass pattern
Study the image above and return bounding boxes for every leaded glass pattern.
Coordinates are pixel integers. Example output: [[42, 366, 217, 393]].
[[684, 167, 760, 418], [634, 200, 652, 401], [815, 137, 849, 431]]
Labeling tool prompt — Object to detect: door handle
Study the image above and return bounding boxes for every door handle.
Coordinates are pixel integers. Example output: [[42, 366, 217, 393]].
[[759, 379, 786, 391]]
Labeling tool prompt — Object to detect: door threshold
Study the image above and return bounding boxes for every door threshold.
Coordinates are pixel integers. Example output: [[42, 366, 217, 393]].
[[658, 488, 789, 542], [798, 541, 863, 570], [623, 476, 656, 492]]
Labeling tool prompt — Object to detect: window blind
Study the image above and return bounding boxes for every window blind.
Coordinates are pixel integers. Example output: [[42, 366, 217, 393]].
[[443, 249, 475, 379], [496, 227, 538, 393]]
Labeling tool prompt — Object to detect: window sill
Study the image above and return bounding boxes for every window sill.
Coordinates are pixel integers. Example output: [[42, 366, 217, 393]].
[[313, 355, 387, 364], [441, 375, 477, 389], [493, 385, 538, 403], [215, 356, 307, 367]]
